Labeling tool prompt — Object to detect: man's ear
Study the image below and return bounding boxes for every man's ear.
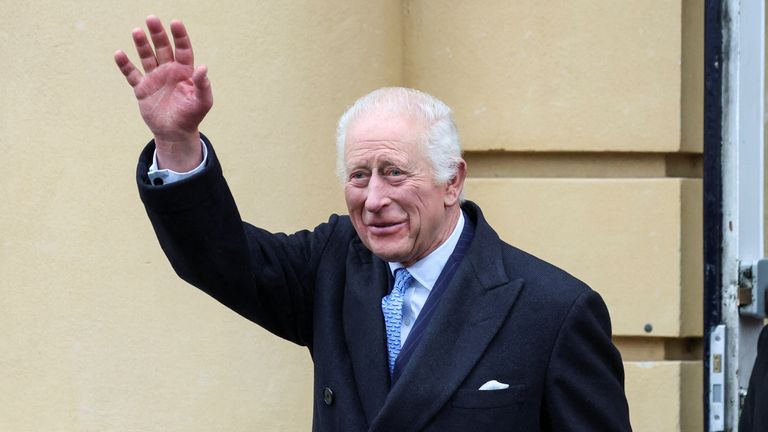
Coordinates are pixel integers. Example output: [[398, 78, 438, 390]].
[[444, 159, 467, 207]]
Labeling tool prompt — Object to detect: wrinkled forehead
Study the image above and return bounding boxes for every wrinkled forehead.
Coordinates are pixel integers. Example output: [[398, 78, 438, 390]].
[[345, 110, 427, 150]]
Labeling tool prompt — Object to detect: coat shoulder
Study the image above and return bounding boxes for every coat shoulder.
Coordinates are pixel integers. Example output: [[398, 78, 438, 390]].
[[502, 243, 591, 299]]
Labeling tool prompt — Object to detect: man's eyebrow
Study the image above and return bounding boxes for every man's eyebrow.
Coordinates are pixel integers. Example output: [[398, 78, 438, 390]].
[[345, 160, 370, 171], [345, 155, 410, 172], [380, 158, 415, 171]]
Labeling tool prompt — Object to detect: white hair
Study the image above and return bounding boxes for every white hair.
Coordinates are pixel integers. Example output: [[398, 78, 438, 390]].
[[335, 87, 462, 184]]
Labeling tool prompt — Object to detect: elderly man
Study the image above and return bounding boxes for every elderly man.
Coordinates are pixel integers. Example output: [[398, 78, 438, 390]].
[[116, 16, 631, 431]]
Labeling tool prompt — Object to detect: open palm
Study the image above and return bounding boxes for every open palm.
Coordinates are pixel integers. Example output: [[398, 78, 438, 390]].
[[132, 60, 208, 139], [115, 16, 212, 170]]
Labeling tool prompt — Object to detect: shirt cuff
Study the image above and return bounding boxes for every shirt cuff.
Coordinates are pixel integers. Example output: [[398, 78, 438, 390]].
[[147, 139, 208, 186]]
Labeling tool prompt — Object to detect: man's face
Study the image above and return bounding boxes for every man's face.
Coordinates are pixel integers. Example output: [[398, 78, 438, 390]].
[[343, 112, 462, 266]]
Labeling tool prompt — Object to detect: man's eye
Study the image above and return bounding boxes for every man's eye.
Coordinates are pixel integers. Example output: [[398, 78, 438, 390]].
[[350, 172, 367, 181], [387, 168, 403, 176]]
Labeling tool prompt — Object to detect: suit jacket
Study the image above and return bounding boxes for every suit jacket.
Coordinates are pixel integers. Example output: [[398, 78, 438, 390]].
[[740, 324, 768, 432], [137, 137, 632, 431]]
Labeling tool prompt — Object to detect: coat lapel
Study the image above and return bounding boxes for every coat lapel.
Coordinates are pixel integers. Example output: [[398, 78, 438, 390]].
[[370, 207, 525, 432], [343, 239, 391, 426]]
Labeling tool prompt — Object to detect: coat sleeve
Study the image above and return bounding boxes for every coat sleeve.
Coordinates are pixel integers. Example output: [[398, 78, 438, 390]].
[[542, 289, 632, 431], [136, 135, 337, 349]]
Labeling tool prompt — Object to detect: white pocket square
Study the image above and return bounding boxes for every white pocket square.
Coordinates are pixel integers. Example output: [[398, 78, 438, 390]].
[[478, 380, 510, 391]]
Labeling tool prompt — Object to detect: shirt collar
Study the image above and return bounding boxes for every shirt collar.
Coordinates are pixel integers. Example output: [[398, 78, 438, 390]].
[[388, 211, 465, 291]]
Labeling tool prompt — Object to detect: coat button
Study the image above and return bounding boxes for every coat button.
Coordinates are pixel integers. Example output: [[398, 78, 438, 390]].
[[323, 387, 334, 406]]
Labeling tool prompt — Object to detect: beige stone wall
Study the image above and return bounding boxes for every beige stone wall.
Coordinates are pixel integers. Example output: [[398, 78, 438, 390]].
[[1, 1, 702, 431]]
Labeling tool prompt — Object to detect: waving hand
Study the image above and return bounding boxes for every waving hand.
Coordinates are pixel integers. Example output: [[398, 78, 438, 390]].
[[115, 16, 212, 172]]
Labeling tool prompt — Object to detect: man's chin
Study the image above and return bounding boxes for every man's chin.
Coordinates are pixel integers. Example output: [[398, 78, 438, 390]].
[[366, 243, 410, 264], [371, 251, 404, 263]]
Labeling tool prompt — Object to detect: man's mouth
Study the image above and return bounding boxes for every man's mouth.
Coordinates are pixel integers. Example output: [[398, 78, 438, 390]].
[[367, 221, 405, 235]]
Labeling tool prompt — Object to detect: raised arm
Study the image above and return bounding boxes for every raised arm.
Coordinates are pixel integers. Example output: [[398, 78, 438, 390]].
[[114, 16, 213, 172]]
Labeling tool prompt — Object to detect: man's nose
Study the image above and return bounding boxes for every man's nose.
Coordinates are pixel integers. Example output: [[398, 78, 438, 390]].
[[364, 174, 391, 213]]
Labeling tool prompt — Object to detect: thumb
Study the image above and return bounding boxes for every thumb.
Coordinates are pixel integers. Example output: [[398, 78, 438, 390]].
[[192, 65, 213, 109]]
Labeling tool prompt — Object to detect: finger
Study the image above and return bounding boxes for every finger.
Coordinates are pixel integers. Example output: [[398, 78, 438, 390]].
[[132, 28, 158, 74], [114, 50, 143, 87], [170, 20, 194, 66], [192, 65, 213, 108], [146, 15, 174, 65]]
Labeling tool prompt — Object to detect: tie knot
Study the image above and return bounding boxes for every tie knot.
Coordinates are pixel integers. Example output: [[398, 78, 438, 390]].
[[393, 268, 413, 293]]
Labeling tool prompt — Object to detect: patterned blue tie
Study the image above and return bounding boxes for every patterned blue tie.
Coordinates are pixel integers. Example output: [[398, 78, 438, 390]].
[[382, 268, 413, 376]]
